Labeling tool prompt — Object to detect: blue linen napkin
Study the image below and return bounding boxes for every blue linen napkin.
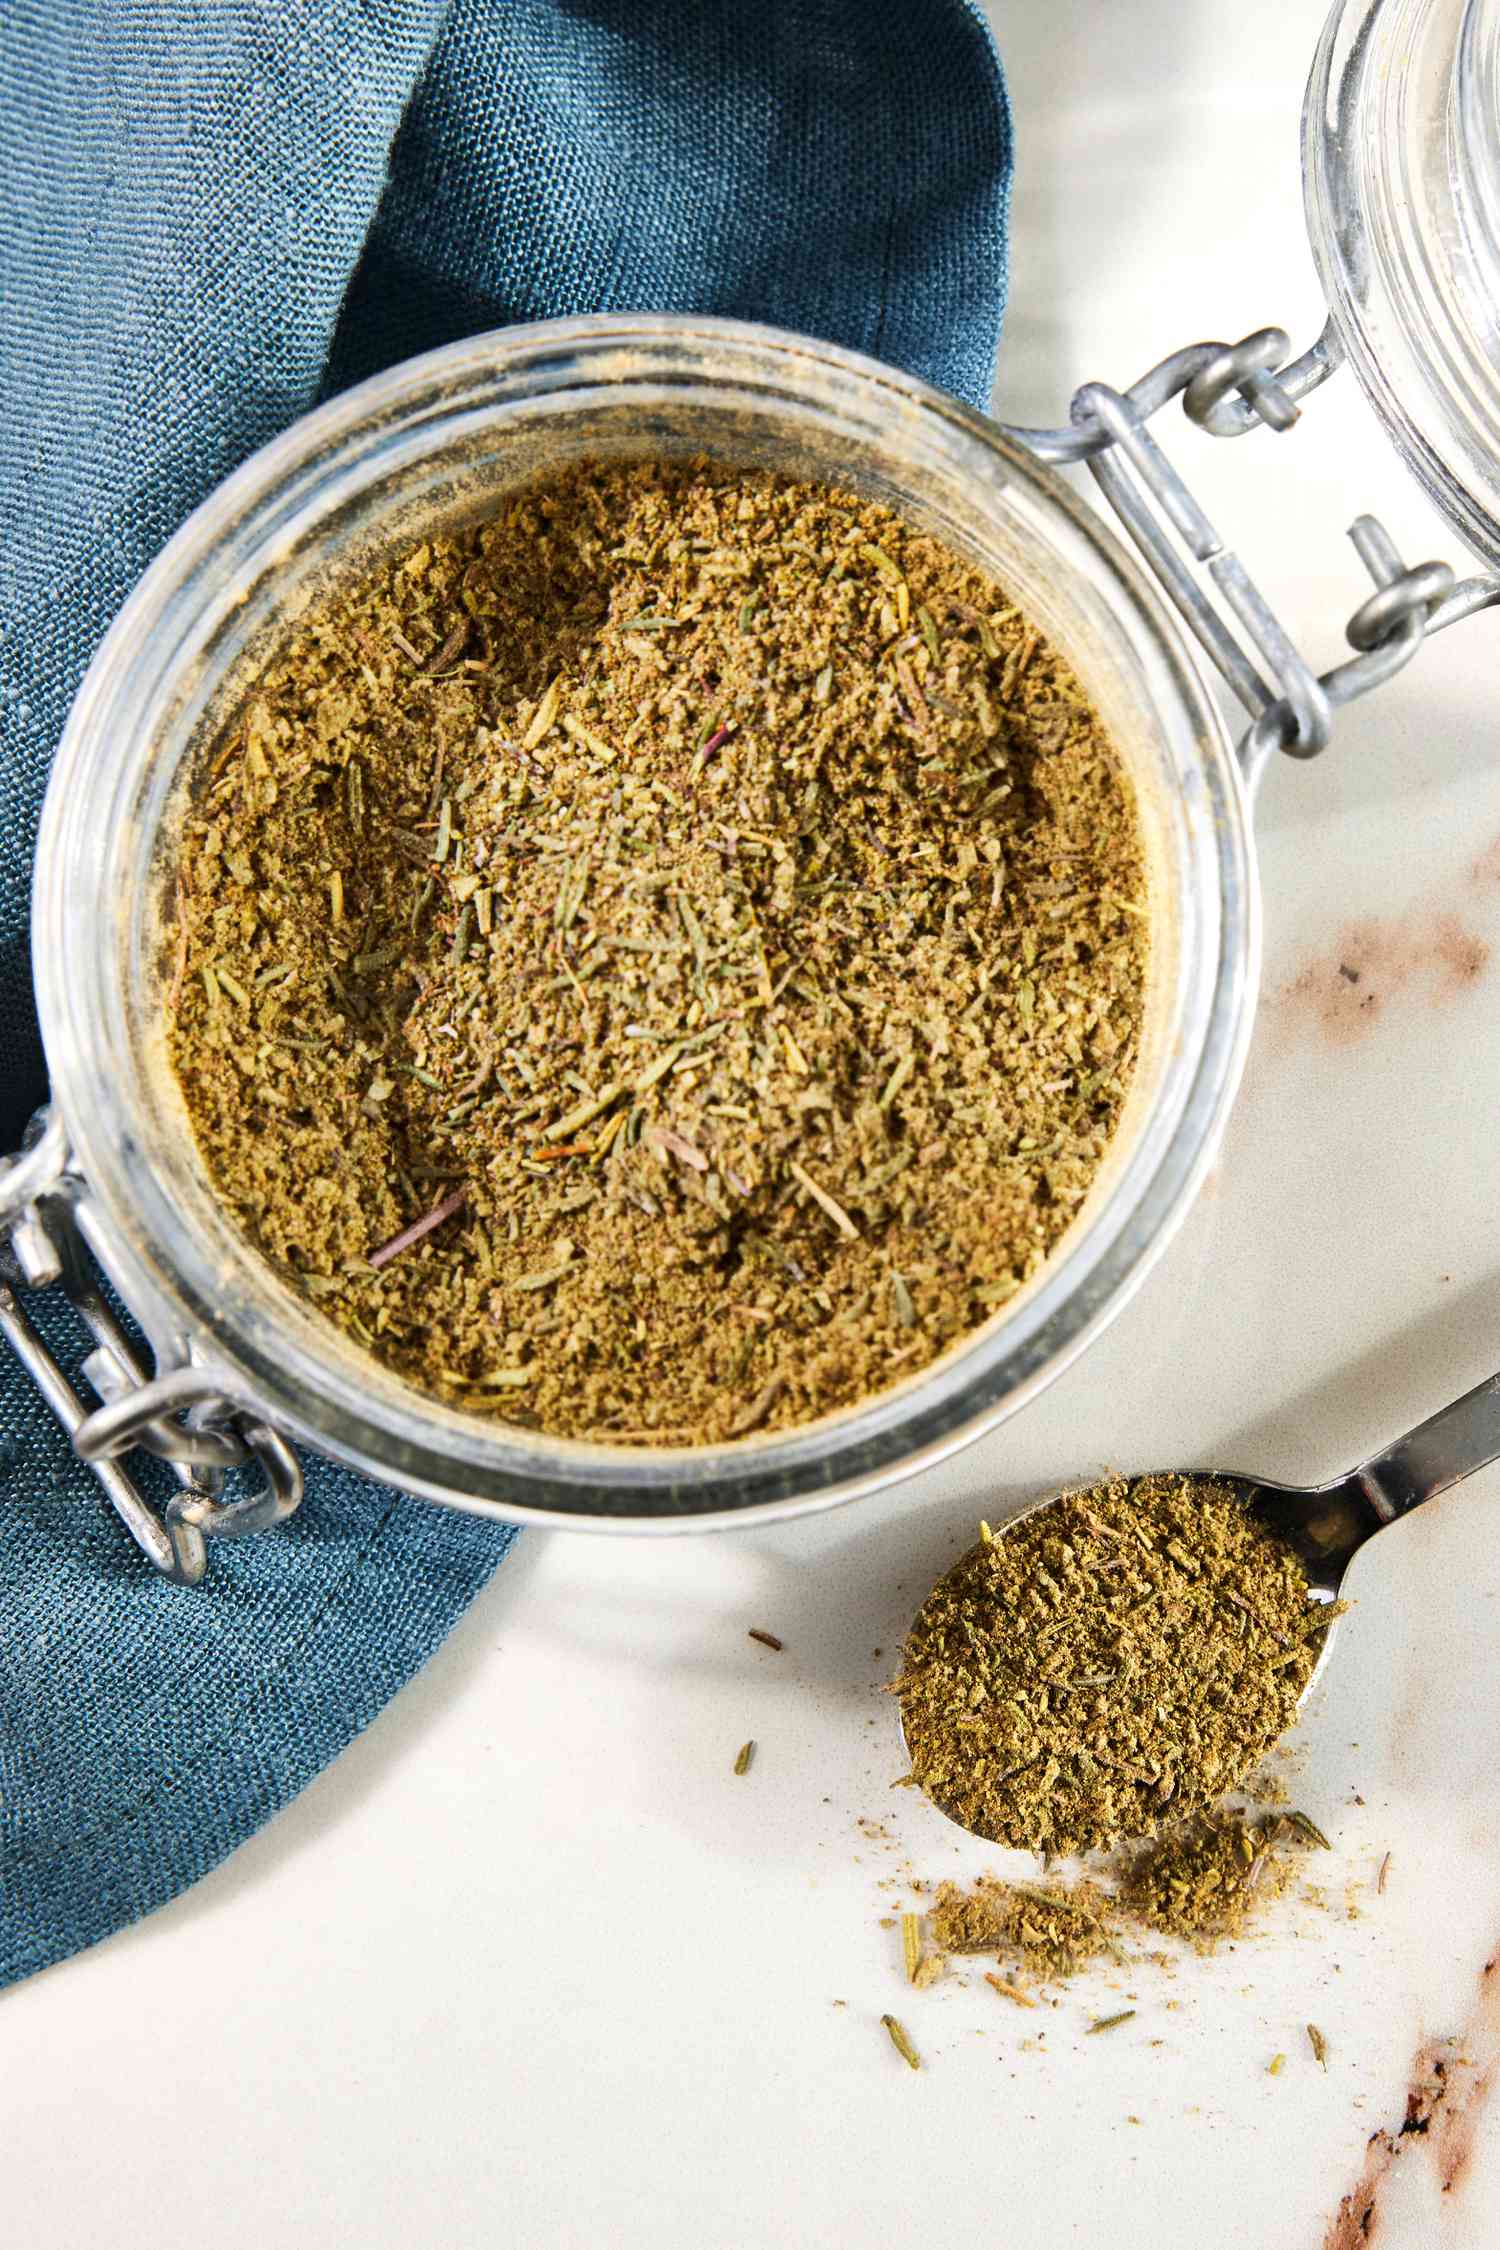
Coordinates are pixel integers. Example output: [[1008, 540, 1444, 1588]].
[[0, 0, 1011, 1989]]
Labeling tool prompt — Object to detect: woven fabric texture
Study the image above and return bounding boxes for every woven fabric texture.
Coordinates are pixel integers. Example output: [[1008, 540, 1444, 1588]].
[[0, 0, 1011, 1989]]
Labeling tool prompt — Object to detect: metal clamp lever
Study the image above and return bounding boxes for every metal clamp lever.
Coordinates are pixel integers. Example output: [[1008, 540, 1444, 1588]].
[[1001, 324, 1500, 772], [0, 1111, 302, 1584]]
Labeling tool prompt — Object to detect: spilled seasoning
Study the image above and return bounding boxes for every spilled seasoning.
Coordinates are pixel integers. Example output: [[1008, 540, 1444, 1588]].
[[921, 1805, 1317, 1995]]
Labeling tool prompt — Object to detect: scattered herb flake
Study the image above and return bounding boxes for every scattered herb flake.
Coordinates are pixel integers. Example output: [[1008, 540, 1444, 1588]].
[[881, 2014, 921, 2071]]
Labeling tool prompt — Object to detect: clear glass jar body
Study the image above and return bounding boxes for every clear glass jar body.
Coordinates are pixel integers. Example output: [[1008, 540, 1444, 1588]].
[[1306, 0, 1500, 565], [35, 316, 1252, 1530]]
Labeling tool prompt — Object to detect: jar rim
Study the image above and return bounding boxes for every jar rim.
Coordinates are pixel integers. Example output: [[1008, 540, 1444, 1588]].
[[1305, 0, 1500, 568], [35, 313, 1254, 1530]]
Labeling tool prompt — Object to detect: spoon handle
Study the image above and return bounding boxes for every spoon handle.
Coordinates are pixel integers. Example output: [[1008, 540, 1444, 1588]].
[[1348, 1371, 1500, 1522]]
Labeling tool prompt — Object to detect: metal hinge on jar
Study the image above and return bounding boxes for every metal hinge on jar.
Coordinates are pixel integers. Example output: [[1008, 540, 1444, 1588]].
[[0, 1109, 302, 1583], [1002, 323, 1500, 775]]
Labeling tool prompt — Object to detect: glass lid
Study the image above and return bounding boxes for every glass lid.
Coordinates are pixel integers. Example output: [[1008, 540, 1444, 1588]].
[[1306, 0, 1500, 568]]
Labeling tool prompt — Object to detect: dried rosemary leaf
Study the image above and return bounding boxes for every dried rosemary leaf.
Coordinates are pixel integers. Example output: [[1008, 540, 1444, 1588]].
[[984, 1973, 1035, 2008], [523, 676, 562, 748], [733, 1740, 755, 1776]]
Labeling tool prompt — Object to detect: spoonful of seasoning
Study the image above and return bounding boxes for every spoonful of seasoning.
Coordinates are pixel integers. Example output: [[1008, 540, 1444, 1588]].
[[896, 1370, 1500, 1853]]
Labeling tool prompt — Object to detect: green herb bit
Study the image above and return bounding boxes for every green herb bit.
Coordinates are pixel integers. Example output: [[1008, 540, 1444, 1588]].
[[738, 590, 761, 630], [632, 1040, 686, 1096], [435, 796, 454, 864], [548, 1080, 624, 1140], [916, 605, 941, 664], [878, 1052, 913, 1110], [1267, 2053, 1286, 2076], [1086, 2010, 1136, 2036], [678, 893, 707, 972], [1286, 1810, 1331, 1851], [880, 2015, 921, 2071], [451, 902, 474, 965], [902, 1912, 922, 1985], [733, 1740, 755, 1776], [1306, 2024, 1328, 2069], [617, 612, 682, 632], [890, 1272, 916, 1328], [859, 541, 904, 586]]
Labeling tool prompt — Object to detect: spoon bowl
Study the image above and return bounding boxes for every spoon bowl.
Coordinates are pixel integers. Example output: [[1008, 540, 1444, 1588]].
[[900, 1370, 1500, 1840]]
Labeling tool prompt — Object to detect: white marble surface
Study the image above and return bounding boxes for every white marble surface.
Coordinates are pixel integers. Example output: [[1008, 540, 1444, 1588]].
[[10, 3, 1500, 2244]]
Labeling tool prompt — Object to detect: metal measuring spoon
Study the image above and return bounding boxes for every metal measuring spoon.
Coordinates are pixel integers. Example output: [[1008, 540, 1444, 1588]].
[[901, 1369, 1500, 1833]]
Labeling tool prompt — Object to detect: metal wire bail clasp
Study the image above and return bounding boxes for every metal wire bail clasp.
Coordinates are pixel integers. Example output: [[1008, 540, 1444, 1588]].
[[0, 1109, 303, 1584], [1003, 324, 1500, 774]]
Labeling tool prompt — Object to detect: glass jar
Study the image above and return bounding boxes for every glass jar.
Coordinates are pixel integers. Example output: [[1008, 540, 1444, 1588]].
[[1306, 0, 1500, 565], [27, 317, 1251, 1536]]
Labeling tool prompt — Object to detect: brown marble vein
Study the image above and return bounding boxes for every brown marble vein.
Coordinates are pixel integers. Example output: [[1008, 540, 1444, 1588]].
[[1326, 1954, 1500, 2245], [1268, 912, 1489, 1054]]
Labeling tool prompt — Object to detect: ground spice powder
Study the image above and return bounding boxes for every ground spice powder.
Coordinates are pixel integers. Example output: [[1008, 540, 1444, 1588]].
[[896, 1475, 1331, 1855], [167, 460, 1146, 1442], [930, 1874, 1121, 1978]]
